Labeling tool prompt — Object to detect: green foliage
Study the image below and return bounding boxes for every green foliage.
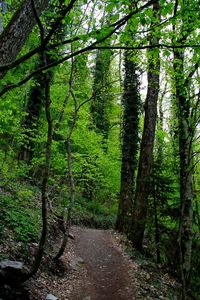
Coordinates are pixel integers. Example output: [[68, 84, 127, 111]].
[[0, 185, 41, 243], [71, 194, 117, 229], [0, 0, 200, 295]]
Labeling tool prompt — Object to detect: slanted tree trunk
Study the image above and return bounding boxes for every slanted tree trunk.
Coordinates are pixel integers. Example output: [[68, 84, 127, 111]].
[[21, 1, 53, 281], [54, 103, 77, 260], [19, 0, 68, 164], [53, 84, 92, 259], [131, 0, 160, 250], [116, 51, 140, 233], [29, 73, 52, 277], [0, 0, 48, 78]]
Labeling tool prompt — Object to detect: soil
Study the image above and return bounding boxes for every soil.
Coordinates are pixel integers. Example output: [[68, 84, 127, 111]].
[[28, 226, 180, 300], [70, 227, 136, 300]]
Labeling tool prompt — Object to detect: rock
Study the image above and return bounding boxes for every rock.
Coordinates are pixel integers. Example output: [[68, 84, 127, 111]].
[[0, 260, 23, 269], [0, 283, 30, 299], [0, 260, 28, 285], [70, 257, 85, 271], [46, 294, 58, 300]]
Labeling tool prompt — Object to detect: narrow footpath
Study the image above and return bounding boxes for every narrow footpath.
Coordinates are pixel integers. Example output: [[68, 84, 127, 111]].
[[70, 227, 136, 300], [29, 226, 180, 300]]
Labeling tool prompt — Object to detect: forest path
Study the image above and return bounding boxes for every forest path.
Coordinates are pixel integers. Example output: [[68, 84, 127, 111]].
[[29, 226, 180, 299], [69, 226, 136, 300]]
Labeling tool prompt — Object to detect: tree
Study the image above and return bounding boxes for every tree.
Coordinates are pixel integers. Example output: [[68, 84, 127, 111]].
[[18, 61, 46, 162], [0, 0, 200, 295], [171, 1, 200, 296], [131, 0, 160, 250], [18, 0, 67, 164], [0, 0, 49, 78], [116, 50, 140, 233], [90, 46, 113, 140]]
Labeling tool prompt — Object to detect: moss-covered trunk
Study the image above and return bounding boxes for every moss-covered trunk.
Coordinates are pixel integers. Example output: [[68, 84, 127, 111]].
[[116, 51, 140, 233]]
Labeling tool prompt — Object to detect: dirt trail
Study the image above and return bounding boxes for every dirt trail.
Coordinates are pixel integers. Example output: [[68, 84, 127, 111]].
[[29, 226, 180, 299], [70, 227, 136, 300]]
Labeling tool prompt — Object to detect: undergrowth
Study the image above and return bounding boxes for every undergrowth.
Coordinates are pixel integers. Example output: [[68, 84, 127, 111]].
[[0, 182, 41, 244], [0, 178, 117, 262], [71, 195, 117, 229]]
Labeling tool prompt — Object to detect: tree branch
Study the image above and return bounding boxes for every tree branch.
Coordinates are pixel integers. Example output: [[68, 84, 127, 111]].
[[0, 0, 78, 73], [0, 0, 156, 73]]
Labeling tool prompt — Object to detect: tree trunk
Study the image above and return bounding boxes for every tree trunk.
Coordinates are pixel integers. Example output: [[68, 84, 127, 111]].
[[22, 2, 52, 279], [116, 51, 140, 233], [90, 46, 112, 140], [131, 1, 160, 250], [173, 49, 194, 298], [18, 1, 67, 164], [19, 68, 45, 162], [153, 178, 161, 264], [0, 0, 49, 78], [54, 100, 77, 260], [22, 71, 52, 281]]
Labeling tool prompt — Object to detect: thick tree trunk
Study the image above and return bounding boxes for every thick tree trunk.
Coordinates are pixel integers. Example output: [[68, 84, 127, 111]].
[[173, 49, 194, 298], [131, 1, 160, 250], [19, 69, 45, 162], [90, 46, 112, 139], [84, 45, 112, 200], [0, 0, 48, 78], [116, 51, 140, 233]]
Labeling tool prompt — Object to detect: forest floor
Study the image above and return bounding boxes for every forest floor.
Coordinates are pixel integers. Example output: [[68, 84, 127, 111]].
[[28, 226, 181, 300]]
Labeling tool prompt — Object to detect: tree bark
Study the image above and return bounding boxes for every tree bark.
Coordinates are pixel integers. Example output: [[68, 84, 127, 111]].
[[18, 67, 45, 162], [173, 49, 194, 298], [116, 51, 140, 233], [131, 1, 160, 250], [53, 111, 76, 260], [54, 84, 79, 260], [21, 0, 52, 280], [153, 178, 161, 263], [0, 0, 48, 78], [90, 46, 112, 140]]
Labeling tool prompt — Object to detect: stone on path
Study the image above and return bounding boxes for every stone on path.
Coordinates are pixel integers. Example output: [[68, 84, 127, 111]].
[[46, 293, 58, 300]]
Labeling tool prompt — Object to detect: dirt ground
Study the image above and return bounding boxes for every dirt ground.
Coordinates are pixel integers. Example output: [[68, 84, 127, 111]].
[[29, 226, 136, 299], [70, 227, 136, 300], [29, 226, 180, 300]]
